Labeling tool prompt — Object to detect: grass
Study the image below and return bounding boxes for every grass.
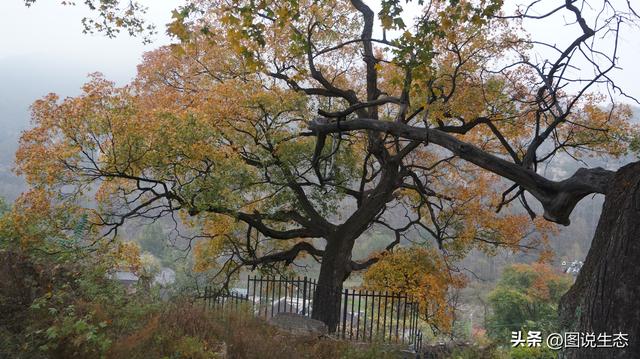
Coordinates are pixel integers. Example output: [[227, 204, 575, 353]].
[[107, 301, 407, 359]]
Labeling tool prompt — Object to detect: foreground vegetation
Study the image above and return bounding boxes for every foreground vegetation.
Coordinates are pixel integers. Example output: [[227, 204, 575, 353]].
[[0, 246, 560, 359], [0, 198, 566, 359], [0, 240, 403, 359]]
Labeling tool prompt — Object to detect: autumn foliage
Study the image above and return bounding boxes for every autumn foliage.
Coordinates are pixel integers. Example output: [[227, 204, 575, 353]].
[[363, 246, 466, 331], [12, 0, 640, 333]]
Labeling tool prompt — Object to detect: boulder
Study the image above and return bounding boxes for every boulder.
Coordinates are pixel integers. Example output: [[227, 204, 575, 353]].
[[267, 313, 328, 337]]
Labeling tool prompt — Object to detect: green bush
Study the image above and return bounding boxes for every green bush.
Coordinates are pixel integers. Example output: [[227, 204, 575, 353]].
[[486, 263, 572, 343]]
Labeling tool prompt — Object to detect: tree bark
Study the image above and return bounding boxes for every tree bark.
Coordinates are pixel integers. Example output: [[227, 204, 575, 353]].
[[559, 161, 640, 359], [312, 235, 357, 332]]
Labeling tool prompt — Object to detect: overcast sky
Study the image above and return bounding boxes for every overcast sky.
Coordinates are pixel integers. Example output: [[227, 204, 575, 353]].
[[0, 0, 180, 84], [0, 0, 182, 151]]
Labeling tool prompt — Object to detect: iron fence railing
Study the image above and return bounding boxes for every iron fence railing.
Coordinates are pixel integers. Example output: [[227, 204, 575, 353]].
[[201, 276, 424, 352]]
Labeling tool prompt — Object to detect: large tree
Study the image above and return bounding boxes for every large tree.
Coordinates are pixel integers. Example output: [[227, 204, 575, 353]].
[[16, 0, 640, 351]]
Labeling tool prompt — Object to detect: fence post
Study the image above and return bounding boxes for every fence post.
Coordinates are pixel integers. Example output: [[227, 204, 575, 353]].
[[342, 288, 348, 339], [283, 277, 288, 314], [389, 292, 394, 340], [251, 275, 257, 314], [295, 277, 300, 314], [258, 277, 264, 318], [370, 291, 375, 342], [376, 291, 382, 339], [246, 274, 251, 306], [411, 302, 417, 345], [395, 293, 401, 343], [356, 290, 362, 340], [383, 291, 389, 341], [277, 277, 283, 314], [402, 297, 407, 344], [363, 290, 368, 342], [270, 276, 275, 318], [302, 276, 308, 316], [349, 290, 355, 339]]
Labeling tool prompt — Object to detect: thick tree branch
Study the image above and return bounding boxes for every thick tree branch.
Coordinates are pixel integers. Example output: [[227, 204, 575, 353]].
[[309, 117, 615, 225], [242, 241, 324, 268]]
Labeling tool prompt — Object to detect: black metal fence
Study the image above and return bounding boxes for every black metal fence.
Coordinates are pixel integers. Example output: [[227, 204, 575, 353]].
[[202, 276, 424, 351], [203, 286, 250, 311]]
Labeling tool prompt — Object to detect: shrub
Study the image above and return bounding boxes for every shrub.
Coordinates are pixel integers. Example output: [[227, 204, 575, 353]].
[[0, 245, 405, 359]]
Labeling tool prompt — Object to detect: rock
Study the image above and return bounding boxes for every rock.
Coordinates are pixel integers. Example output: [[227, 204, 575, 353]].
[[267, 313, 328, 337]]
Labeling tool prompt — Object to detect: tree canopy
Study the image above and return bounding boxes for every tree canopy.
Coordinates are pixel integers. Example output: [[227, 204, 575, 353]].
[[14, 0, 640, 329]]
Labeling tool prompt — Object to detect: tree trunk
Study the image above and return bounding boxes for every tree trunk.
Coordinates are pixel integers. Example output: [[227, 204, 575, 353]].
[[312, 235, 356, 332], [559, 161, 640, 359], [309, 161, 399, 331]]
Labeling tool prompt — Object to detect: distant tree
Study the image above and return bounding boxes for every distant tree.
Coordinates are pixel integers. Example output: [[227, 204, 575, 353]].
[[486, 263, 572, 343], [136, 223, 169, 261]]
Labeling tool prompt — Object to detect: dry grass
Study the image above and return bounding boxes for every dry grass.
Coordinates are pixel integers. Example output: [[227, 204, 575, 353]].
[[108, 301, 404, 359]]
